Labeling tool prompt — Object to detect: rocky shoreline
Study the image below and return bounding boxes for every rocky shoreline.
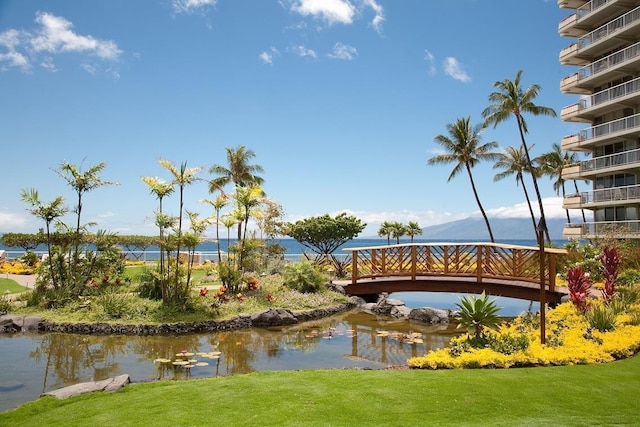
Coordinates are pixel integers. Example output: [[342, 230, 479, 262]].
[[1, 294, 452, 335]]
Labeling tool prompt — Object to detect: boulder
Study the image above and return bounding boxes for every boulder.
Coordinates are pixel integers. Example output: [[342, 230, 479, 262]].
[[251, 308, 298, 327], [409, 307, 451, 324], [390, 305, 412, 318], [0, 315, 44, 333]]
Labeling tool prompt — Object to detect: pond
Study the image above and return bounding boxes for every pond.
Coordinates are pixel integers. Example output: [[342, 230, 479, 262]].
[[0, 292, 536, 413]]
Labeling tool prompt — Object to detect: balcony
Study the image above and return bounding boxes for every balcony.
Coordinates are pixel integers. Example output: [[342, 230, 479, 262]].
[[560, 76, 640, 122], [560, 5, 640, 62], [562, 112, 640, 150], [563, 194, 584, 209], [561, 41, 640, 94], [563, 220, 640, 239], [564, 148, 640, 179], [558, 0, 589, 10]]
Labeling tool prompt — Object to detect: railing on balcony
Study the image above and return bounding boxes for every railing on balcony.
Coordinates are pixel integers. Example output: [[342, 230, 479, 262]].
[[578, 148, 640, 173], [565, 76, 640, 115], [564, 220, 640, 237], [576, 0, 610, 19], [563, 41, 640, 87], [575, 184, 640, 205], [577, 112, 640, 142], [573, 6, 640, 50]]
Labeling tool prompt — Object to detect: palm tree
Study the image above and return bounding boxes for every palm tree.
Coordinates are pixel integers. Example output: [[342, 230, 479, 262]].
[[482, 70, 557, 242], [493, 145, 538, 237], [20, 189, 68, 289], [141, 176, 175, 276], [390, 221, 406, 244], [209, 146, 264, 241], [428, 116, 499, 243], [55, 161, 117, 259], [406, 221, 423, 242], [234, 184, 265, 268], [378, 221, 393, 244], [158, 159, 202, 297], [200, 194, 228, 264], [536, 142, 587, 224]]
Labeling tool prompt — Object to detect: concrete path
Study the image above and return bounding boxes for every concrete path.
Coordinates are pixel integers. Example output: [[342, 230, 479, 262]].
[[3, 273, 35, 289]]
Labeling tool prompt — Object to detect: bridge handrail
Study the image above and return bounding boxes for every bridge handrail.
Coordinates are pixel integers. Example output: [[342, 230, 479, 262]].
[[343, 242, 567, 290]]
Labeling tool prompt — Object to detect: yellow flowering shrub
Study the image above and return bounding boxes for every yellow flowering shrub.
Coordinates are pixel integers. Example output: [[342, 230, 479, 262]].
[[408, 301, 640, 369], [0, 261, 36, 275]]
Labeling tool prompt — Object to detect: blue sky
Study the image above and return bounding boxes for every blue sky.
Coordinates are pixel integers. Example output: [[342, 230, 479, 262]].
[[0, 0, 586, 237]]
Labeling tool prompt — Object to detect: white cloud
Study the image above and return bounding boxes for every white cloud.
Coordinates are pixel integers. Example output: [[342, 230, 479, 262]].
[[290, 0, 356, 25], [0, 211, 29, 232], [424, 50, 436, 76], [484, 197, 576, 220], [362, 0, 384, 34], [289, 45, 317, 58], [0, 12, 122, 75], [259, 47, 280, 64], [30, 12, 122, 61], [442, 57, 471, 82], [328, 42, 357, 60], [172, 0, 217, 14]]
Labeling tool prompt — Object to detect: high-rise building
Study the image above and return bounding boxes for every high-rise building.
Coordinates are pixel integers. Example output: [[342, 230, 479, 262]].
[[558, 0, 640, 239]]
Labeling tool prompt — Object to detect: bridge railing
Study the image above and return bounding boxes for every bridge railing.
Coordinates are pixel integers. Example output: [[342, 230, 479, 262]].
[[345, 243, 567, 290]]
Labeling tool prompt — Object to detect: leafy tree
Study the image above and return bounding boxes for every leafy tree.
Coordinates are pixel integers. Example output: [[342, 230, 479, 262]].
[[482, 70, 557, 241], [0, 232, 43, 251], [285, 213, 366, 257], [428, 116, 499, 243], [115, 235, 157, 260], [378, 221, 393, 244], [493, 145, 538, 237], [200, 194, 229, 264], [406, 221, 423, 242], [141, 176, 174, 274]]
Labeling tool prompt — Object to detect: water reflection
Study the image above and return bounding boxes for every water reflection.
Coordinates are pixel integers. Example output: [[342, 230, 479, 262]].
[[0, 309, 459, 412]]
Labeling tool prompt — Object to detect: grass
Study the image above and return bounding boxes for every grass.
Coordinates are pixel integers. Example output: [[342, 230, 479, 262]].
[[1, 355, 639, 426], [0, 278, 28, 294]]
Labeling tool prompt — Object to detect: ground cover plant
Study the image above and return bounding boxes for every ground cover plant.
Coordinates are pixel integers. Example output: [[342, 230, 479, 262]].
[[0, 278, 28, 294], [1, 355, 639, 425]]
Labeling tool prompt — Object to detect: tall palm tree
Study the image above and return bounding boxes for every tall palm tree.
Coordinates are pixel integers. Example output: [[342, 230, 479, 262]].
[[209, 146, 264, 240], [55, 161, 117, 259], [428, 116, 499, 243], [378, 221, 393, 244], [200, 194, 228, 264], [141, 176, 175, 276], [536, 142, 587, 224], [390, 221, 407, 244], [482, 70, 557, 241], [406, 221, 423, 242], [493, 145, 538, 237]]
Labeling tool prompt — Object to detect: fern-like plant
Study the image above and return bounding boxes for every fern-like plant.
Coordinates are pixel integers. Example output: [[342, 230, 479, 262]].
[[283, 261, 327, 293]]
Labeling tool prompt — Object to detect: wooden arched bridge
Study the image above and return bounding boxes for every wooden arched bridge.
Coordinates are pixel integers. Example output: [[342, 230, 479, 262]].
[[340, 242, 568, 303]]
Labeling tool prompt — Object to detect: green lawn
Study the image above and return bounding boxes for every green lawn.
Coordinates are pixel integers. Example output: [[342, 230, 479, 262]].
[[0, 278, 28, 294], [2, 355, 639, 426]]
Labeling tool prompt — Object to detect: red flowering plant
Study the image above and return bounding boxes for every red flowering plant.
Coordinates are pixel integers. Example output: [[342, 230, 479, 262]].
[[599, 246, 620, 303], [199, 287, 208, 297], [567, 266, 592, 313], [214, 284, 228, 303], [245, 277, 259, 291]]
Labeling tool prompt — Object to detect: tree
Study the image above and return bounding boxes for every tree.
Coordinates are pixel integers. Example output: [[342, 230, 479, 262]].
[[55, 161, 117, 260], [209, 146, 264, 241], [200, 194, 229, 264], [406, 221, 423, 242], [493, 145, 538, 237], [428, 116, 499, 243], [390, 221, 406, 244], [536, 142, 586, 224], [482, 70, 557, 241], [20, 189, 68, 289], [141, 176, 175, 276], [285, 213, 366, 257], [378, 221, 393, 244], [234, 184, 265, 269], [0, 232, 43, 252]]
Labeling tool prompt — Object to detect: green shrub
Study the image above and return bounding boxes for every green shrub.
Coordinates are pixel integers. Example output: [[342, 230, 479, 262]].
[[455, 292, 503, 340], [585, 304, 617, 332], [283, 260, 327, 293], [618, 269, 640, 287], [97, 289, 131, 319], [0, 294, 13, 313], [488, 332, 530, 355]]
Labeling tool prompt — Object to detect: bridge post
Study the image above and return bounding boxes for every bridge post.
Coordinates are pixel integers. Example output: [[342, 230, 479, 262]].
[[476, 245, 483, 283], [351, 250, 358, 285], [411, 245, 416, 281]]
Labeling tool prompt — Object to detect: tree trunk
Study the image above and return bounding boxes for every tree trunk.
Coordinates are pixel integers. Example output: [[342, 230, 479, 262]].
[[466, 163, 495, 243]]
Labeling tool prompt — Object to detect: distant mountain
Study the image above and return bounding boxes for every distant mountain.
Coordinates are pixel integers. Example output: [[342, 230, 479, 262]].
[[421, 217, 568, 241]]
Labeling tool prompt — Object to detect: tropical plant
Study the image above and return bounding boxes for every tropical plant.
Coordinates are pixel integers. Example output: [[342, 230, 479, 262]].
[[455, 291, 502, 341], [378, 221, 393, 244], [482, 70, 557, 242], [493, 145, 538, 237], [390, 221, 406, 244], [428, 116, 499, 242], [600, 246, 621, 303], [283, 260, 327, 293], [200, 194, 228, 264], [141, 176, 175, 276], [566, 266, 592, 313]]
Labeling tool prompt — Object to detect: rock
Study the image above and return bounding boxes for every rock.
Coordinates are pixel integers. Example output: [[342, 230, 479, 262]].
[[43, 374, 130, 399], [409, 307, 451, 324], [251, 308, 298, 327], [348, 296, 367, 307], [0, 315, 44, 333], [390, 305, 412, 318]]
